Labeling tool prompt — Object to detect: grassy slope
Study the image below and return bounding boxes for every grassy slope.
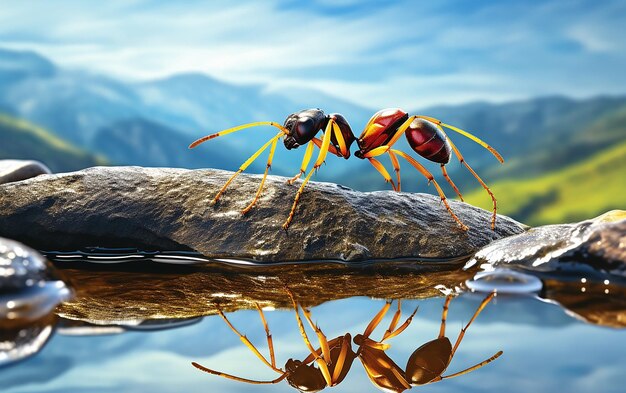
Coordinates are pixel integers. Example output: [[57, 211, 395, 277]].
[[0, 113, 106, 172], [464, 141, 626, 226]]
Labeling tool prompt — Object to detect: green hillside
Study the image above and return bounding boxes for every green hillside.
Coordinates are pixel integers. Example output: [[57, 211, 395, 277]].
[[464, 141, 626, 226], [0, 113, 106, 172]]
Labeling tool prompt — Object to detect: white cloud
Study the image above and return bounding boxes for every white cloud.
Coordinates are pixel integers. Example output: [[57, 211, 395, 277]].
[[1, 0, 626, 108]]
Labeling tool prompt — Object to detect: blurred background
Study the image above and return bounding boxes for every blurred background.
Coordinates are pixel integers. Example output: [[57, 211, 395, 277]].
[[1, 0, 625, 226]]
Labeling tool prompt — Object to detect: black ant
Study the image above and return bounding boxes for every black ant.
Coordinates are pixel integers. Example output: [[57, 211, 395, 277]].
[[190, 108, 503, 230]]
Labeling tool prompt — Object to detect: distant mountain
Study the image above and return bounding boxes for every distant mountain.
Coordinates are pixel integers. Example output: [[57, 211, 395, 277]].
[[0, 113, 105, 172], [464, 140, 626, 225], [0, 48, 372, 173], [92, 118, 249, 171], [418, 95, 626, 184]]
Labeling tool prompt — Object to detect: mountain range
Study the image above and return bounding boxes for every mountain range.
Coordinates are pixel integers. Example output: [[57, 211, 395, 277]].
[[1, 47, 624, 225]]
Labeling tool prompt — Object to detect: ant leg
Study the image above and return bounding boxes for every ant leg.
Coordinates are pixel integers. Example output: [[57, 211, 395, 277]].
[[241, 138, 278, 214], [300, 336, 344, 365], [285, 288, 333, 386], [254, 303, 276, 368], [427, 350, 503, 383], [416, 116, 504, 163], [383, 300, 402, 338], [388, 150, 402, 192], [312, 137, 341, 156], [301, 307, 332, 364], [450, 293, 496, 359], [189, 121, 289, 148], [440, 164, 464, 201], [282, 119, 334, 229], [442, 131, 498, 229], [330, 333, 353, 385], [191, 362, 287, 384], [330, 119, 349, 157], [212, 131, 284, 204], [362, 300, 392, 339], [287, 141, 315, 185], [368, 157, 397, 191], [439, 295, 453, 339], [382, 302, 419, 342], [391, 149, 469, 231], [215, 308, 283, 373]]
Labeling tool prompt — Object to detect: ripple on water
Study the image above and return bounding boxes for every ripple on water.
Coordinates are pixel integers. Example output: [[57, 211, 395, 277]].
[[465, 268, 544, 295]]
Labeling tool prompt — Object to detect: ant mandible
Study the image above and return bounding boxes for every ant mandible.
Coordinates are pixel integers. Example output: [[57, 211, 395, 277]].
[[189, 108, 504, 231]]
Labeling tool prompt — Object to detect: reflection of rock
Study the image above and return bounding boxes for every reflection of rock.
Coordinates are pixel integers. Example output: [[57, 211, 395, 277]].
[[0, 159, 51, 185], [542, 278, 626, 328], [56, 262, 476, 324], [0, 166, 525, 262], [0, 238, 71, 366], [466, 211, 626, 278], [0, 309, 57, 367], [55, 316, 202, 335]]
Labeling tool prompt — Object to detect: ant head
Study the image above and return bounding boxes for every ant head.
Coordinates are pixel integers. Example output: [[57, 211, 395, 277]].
[[284, 359, 327, 392], [283, 109, 326, 150]]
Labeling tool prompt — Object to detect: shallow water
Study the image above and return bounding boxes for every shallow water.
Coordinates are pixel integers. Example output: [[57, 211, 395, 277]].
[[1, 252, 625, 393]]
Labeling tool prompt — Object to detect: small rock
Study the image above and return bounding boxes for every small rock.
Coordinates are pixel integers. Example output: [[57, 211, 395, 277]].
[[0, 237, 52, 291], [466, 210, 626, 278], [0, 159, 51, 185], [0, 166, 525, 262]]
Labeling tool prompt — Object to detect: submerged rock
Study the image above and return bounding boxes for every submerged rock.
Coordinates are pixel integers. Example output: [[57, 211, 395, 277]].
[[466, 210, 626, 278], [0, 166, 524, 262], [0, 159, 51, 185]]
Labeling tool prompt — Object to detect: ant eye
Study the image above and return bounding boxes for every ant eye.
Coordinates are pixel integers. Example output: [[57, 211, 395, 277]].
[[295, 118, 317, 143]]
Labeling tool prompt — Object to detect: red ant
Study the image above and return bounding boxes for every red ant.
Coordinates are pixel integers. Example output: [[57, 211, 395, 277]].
[[191, 291, 502, 392], [190, 108, 503, 230]]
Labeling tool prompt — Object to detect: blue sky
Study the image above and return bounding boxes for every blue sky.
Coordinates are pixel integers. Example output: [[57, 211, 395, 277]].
[[1, 0, 625, 109]]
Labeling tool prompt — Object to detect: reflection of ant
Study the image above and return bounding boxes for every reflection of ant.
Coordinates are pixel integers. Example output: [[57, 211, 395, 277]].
[[192, 291, 502, 392]]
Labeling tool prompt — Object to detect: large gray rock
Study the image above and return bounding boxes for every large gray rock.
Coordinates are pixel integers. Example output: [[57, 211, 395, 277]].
[[0, 159, 51, 185], [466, 210, 626, 278], [0, 166, 525, 262]]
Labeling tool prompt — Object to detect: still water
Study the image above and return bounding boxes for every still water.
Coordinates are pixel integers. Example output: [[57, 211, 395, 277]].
[[1, 258, 625, 393]]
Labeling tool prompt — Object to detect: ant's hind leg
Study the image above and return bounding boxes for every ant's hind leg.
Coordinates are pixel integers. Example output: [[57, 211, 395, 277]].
[[441, 132, 497, 229], [438, 295, 453, 339], [191, 362, 287, 384], [440, 164, 464, 201], [450, 293, 496, 358], [391, 149, 469, 231]]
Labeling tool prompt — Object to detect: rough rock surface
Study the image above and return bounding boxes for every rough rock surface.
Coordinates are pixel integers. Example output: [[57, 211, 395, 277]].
[[467, 210, 626, 278], [0, 166, 525, 262], [0, 159, 51, 185]]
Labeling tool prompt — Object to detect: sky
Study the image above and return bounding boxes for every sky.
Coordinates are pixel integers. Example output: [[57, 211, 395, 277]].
[[1, 0, 625, 109]]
